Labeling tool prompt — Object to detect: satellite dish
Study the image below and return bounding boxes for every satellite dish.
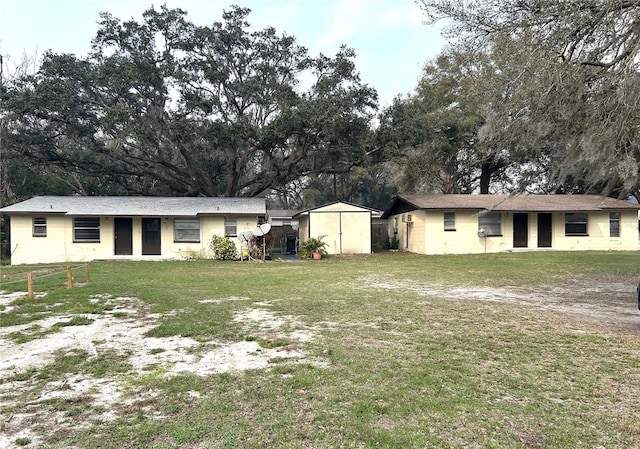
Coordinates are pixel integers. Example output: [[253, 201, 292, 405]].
[[253, 223, 272, 237], [477, 228, 487, 238], [238, 231, 253, 242]]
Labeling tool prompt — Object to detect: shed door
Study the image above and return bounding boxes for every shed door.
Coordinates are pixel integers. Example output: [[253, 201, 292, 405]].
[[513, 213, 528, 248], [114, 218, 133, 255], [537, 213, 552, 248], [142, 218, 161, 255]]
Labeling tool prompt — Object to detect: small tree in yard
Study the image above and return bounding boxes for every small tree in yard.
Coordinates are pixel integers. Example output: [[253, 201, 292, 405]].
[[209, 235, 238, 260]]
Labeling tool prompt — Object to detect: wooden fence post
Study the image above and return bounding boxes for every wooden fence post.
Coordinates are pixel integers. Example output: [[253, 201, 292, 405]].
[[85, 262, 91, 284], [67, 265, 73, 289], [27, 272, 34, 299]]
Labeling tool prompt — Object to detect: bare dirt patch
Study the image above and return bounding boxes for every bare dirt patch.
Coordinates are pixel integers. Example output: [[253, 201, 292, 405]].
[[360, 276, 640, 331], [0, 292, 323, 449]]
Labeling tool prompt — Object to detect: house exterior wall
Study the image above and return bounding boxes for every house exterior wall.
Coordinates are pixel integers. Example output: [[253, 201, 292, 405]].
[[392, 211, 426, 254], [549, 210, 639, 251], [298, 215, 310, 245], [8, 214, 259, 265], [387, 209, 640, 255], [422, 210, 491, 254]]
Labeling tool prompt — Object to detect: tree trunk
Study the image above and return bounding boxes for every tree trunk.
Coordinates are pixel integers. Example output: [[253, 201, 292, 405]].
[[479, 162, 492, 194]]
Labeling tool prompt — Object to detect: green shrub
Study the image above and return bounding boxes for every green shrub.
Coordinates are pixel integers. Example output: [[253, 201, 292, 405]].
[[299, 235, 328, 259], [209, 235, 239, 261], [382, 236, 399, 250]]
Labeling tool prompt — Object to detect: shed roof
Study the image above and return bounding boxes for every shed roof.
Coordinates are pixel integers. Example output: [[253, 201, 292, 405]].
[[0, 196, 266, 216], [382, 194, 640, 218], [293, 201, 381, 217]]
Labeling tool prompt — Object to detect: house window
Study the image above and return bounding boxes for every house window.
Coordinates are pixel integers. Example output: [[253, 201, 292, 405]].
[[565, 213, 588, 236], [224, 217, 237, 236], [174, 218, 200, 242], [478, 212, 501, 236], [32, 217, 47, 237], [393, 217, 398, 234], [444, 212, 456, 231], [609, 212, 620, 237], [73, 217, 100, 242]]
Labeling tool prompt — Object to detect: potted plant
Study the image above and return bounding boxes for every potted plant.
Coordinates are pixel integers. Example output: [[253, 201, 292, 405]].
[[299, 235, 328, 260]]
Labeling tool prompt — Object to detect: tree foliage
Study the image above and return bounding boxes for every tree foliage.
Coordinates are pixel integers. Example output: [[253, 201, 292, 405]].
[[1, 5, 377, 204], [377, 46, 515, 194], [209, 234, 239, 260], [417, 0, 640, 198]]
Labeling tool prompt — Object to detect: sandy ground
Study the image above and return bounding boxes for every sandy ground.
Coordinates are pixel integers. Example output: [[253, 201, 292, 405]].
[[0, 293, 325, 448], [360, 277, 640, 331], [1, 278, 639, 447]]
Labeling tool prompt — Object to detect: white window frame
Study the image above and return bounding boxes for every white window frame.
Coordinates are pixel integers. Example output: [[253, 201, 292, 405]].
[[565, 213, 588, 236], [224, 217, 237, 237], [33, 217, 47, 237], [73, 217, 100, 243], [174, 218, 201, 243], [478, 212, 501, 236], [609, 212, 620, 238]]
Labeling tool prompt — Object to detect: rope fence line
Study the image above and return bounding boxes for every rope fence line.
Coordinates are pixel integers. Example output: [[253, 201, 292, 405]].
[[1, 264, 86, 284], [1, 263, 91, 299], [3, 264, 84, 271]]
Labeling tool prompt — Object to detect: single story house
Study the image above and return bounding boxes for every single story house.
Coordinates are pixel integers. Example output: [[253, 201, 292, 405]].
[[381, 194, 640, 255], [0, 196, 266, 265], [294, 201, 380, 255]]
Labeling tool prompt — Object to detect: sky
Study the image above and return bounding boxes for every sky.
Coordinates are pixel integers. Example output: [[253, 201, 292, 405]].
[[0, 0, 447, 107]]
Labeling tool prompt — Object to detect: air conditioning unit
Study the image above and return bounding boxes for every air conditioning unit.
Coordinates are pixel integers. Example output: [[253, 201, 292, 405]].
[[402, 214, 413, 223]]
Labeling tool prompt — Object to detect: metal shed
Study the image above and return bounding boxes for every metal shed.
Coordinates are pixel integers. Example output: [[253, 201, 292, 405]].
[[294, 201, 378, 255]]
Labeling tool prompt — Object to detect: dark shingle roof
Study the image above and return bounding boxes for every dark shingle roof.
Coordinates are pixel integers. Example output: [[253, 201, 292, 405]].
[[491, 194, 640, 212], [0, 196, 266, 216]]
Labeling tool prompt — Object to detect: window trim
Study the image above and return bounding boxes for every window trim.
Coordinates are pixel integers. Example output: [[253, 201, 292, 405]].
[[444, 212, 456, 231], [224, 217, 238, 237], [478, 212, 502, 236], [565, 212, 588, 236], [73, 217, 101, 243], [174, 218, 201, 243], [33, 217, 47, 237], [609, 211, 620, 238]]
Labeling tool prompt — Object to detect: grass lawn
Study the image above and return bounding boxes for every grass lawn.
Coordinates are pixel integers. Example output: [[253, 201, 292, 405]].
[[1, 251, 640, 448]]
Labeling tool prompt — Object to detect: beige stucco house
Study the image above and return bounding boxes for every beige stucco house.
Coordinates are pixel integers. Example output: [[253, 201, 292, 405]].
[[381, 194, 640, 255], [0, 196, 265, 265], [294, 201, 379, 255]]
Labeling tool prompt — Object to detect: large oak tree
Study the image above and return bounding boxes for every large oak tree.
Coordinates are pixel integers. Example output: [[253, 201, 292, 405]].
[[417, 0, 640, 198], [1, 5, 377, 202]]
